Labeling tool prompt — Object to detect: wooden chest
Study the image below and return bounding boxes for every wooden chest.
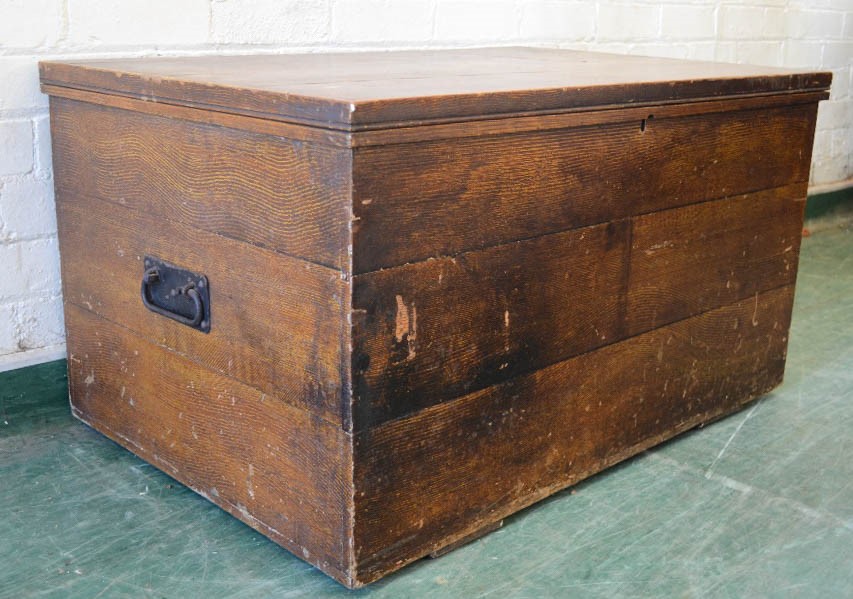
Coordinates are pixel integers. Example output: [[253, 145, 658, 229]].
[[40, 48, 830, 587]]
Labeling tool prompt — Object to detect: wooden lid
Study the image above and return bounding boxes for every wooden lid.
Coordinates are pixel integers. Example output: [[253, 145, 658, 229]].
[[40, 47, 831, 131]]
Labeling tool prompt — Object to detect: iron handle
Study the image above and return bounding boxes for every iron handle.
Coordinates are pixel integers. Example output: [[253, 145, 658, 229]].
[[140, 263, 209, 332]]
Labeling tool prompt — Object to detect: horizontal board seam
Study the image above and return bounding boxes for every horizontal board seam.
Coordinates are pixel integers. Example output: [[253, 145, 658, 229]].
[[354, 283, 794, 435], [56, 188, 349, 276], [352, 181, 808, 277], [65, 299, 348, 431], [352, 381, 776, 580], [71, 405, 353, 582]]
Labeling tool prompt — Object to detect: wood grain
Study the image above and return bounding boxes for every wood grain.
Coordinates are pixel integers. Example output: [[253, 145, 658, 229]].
[[351, 185, 808, 429], [628, 184, 807, 334], [49, 97, 352, 271], [64, 304, 352, 584], [39, 47, 831, 128], [351, 285, 795, 585], [352, 103, 817, 272], [56, 196, 348, 426], [351, 220, 630, 430]]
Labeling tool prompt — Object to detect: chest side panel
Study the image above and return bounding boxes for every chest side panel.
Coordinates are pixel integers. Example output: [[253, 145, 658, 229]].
[[50, 97, 351, 271], [64, 305, 352, 582], [56, 196, 347, 424], [51, 97, 351, 426], [50, 96, 356, 583]]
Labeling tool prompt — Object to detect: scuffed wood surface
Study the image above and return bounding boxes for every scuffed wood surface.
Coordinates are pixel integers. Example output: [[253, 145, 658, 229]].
[[64, 305, 352, 584], [50, 97, 351, 271], [352, 185, 807, 429], [56, 196, 347, 426], [352, 285, 795, 584], [39, 47, 831, 128], [628, 184, 807, 334], [352, 220, 630, 429], [352, 103, 817, 272]]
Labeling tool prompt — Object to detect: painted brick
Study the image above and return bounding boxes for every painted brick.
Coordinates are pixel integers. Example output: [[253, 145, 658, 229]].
[[14, 296, 65, 351], [787, 9, 845, 40], [829, 66, 851, 100], [812, 154, 850, 184], [33, 116, 54, 177], [735, 41, 783, 67], [591, 42, 633, 55], [519, 1, 595, 41], [719, 6, 765, 40], [0, 238, 61, 301], [332, 0, 432, 43], [822, 41, 853, 69], [783, 41, 824, 69], [817, 99, 853, 130], [0, 57, 47, 112], [687, 41, 717, 61], [67, 0, 209, 46], [714, 41, 738, 63], [0, 0, 64, 48], [598, 4, 660, 41], [797, 0, 853, 9], [661, 5, 716, 40], [0, 178, 57, 241], [832, 127, 852, 159], [0, 303, 17, 354], [812, 129, 833, 161], [0, 120, 33, 176], [434, 1, 519, 42], [632, 43, 690, 60], [213, 0, 331, 44], [762, 7, 787, 39]]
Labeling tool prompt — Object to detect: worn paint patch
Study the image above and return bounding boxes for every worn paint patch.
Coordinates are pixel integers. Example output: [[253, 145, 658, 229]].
[[247, 464, 255, 499], [394, 295, 417, 361]]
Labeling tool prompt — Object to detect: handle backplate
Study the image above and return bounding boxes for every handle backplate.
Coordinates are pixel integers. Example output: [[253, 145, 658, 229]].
[[141, 255, 210, 333]]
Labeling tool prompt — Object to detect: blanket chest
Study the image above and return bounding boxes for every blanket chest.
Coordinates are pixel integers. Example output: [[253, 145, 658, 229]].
[[40, 47, 830, 587]]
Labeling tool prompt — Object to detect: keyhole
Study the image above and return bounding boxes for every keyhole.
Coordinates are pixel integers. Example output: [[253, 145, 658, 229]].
[[640, 114, 654, 132]]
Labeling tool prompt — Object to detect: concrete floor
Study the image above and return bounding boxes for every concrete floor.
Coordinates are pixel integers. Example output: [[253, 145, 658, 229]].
[[1, 223, 851, 598]]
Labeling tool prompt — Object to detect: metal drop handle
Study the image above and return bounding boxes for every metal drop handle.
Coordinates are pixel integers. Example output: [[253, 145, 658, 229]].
[[140, 257, 210, 333]]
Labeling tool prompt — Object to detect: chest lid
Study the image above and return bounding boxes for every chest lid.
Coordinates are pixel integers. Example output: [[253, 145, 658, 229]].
[[40, 47, 831, 131]]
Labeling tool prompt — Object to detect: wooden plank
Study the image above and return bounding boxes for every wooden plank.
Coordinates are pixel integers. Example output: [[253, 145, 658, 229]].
[[352, 103, 817, 272], [628, 184, 807, 335], [64, 304, 352, 584], [49, 97, 352, 271], [351, 185, 807, 429], [39, 48, 831, 128], [352, 285, 795, 585], [351, 220, 630, 430], [56, 196, 347, 426]]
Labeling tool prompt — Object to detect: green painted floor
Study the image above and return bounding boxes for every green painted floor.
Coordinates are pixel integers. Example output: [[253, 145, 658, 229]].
[[2, 223, 852, 599]]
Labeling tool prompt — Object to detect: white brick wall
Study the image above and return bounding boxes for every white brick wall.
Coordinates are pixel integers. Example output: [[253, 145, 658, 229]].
[[1, 0, 852, 367]]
